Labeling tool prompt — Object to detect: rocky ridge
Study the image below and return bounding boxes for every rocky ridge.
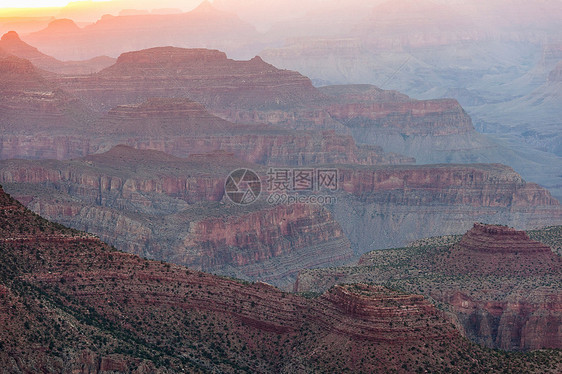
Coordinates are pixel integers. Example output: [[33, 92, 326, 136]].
[[295, 223, 562, 351], [3, 185, 557, 373]]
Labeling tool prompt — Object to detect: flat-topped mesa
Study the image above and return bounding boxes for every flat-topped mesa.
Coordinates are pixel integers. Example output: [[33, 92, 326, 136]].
[[59, 46, 321, 112], [113, 47, 228, 68], [42, 18, 81, 34], [458, 223, 553, 254]]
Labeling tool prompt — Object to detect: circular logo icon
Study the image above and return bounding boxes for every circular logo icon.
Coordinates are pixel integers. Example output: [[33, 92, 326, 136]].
[[225, 169, 261, 205]]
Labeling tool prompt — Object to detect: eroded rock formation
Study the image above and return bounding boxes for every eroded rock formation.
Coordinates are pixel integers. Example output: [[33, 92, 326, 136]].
[[295, 223, 562, 351], [5, 185, 552, 373]]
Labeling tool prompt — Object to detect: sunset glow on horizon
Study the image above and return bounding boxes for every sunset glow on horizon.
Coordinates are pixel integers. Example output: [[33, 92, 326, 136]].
[[0, 0, 110, 9]]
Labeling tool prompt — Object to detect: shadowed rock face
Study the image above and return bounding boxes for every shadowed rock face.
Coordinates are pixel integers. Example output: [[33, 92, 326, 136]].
[[295, 223, 562, 351], [4, 184, 554, 373], [317, 84, 497, 164], [321, 85, 474, 137]]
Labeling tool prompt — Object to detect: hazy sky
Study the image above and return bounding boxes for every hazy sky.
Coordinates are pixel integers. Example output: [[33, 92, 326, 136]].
[[0, 0, 202, 9]]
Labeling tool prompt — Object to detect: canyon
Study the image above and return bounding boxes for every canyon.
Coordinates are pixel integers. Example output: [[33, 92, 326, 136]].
[[296, 223, 562, 351], [0, 33, 529, 175], [0, 2, 560, 371], [2, 147, 561, 288], [4, 185, 559, 372], [1, 33, 561, 292]]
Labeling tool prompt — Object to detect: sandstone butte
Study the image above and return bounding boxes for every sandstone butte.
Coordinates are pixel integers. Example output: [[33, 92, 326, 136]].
[[295, 222, 562, 352], [1, 184, 561, 373]]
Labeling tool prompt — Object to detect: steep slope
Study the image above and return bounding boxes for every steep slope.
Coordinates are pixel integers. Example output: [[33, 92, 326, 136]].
[[4, 185, 558, 372], [296, 223, 562, 351], [0, 30, 61, 69]]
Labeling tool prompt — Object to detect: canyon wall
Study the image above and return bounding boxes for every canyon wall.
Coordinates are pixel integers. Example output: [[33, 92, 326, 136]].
[[2, 149, 561, 286], [331, 164, 562, 253], [0, 148, 354, 288]]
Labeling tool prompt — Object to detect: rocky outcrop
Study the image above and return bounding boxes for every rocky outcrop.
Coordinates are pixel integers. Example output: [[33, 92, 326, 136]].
[[445, 288, 562, 351], [5, 184, 550, 373], [182, 203, 353, 283], [445, 223, 560, 275], [295, 223, 562, 351], [0, 148, 353, 287]]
